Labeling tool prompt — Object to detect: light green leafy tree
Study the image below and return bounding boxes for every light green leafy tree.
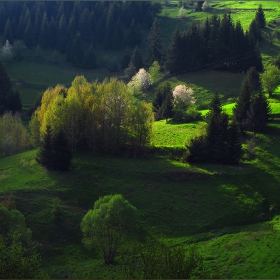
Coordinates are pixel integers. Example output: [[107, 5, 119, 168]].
[[81, 194, 138, 264], [261, 65, 280, 98]]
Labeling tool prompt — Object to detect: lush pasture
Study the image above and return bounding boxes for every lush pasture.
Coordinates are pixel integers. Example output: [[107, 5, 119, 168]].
[[1, 1, 280, 278], [1, 118, 280, 277]]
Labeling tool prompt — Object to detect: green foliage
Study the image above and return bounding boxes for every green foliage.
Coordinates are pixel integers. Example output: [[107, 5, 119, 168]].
[[122, 239, 212, 279], [261, 64, 280, 98], [0, 112, 29, 156], [0, 205, 46, 278], [148, 61, 162, 84], [81, 194, 138, 264]]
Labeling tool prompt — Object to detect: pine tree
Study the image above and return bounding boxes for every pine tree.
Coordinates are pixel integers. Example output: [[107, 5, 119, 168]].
[[51, 130, 72, 171], [0, 60, 20, 115], [3, 18, 13, 44], [246, 91, 271, 137], [126, 19, 142, 48], [39, 12, 49, 49], [146, 17, 162, 65], [233, 79, 252, 133], [255, 4, 266, 28], [57, 14, 68, 53], [226, 122, 243, 164], [249, 18, 262, 43], [244, 66, 262, 95], [130, 46, 143, 71], [68, 33, 84, 68], [82, 45, 97, 69], [153, 82, 174, 120], [165, 28, 185, 74], [36, 126, 53, 169], [24, 18, 35, 49]]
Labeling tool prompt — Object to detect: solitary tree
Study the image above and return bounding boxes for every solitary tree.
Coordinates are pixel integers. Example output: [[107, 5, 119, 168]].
[[261, 65, 280, 98], [81, 194, 138, 264]]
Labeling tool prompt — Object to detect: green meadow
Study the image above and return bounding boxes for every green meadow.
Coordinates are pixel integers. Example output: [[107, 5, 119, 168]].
[[1, 1, 280, 278]]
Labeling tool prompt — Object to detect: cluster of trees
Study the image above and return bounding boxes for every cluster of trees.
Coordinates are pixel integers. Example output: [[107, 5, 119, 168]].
[[30, 76, 154, 157], [0, 1, 160, 68], [153, 82, 201, 122], [36, 126, 72, 171], [186, 66, 271, 164], [0, 204, 46, 278], [186, 93, 243, 164], [165, 11, 264, 74], [233, 67, 271, 137], [0, 112, 29, 156]]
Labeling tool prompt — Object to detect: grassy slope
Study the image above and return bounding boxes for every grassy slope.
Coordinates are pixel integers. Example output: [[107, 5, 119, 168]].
[[1, 1, 280, 278]]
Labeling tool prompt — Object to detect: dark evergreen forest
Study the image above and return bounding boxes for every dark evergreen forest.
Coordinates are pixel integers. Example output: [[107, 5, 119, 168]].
[[0, 1, 263, 73]]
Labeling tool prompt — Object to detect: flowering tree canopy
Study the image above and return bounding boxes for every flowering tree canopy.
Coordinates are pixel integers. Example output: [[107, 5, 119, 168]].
[[128, 68, 152, 92], [1, 40, 13, 61], [173, 85, 195, 107]]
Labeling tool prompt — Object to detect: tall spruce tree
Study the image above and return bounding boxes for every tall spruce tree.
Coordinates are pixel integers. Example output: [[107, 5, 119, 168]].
[[255, 4, 266, 28], [51, 130, 72, 171], [130, 46, 143, 71], [146, 17, 162, 65], [244, 66, 262, 95], [246, 91, 271, 137], [226, 122, 243, 164], [165, 28, 185, 74], [36, 126, 53, 169], [0, 60, 21, 115], [233, 79, 252, 133]]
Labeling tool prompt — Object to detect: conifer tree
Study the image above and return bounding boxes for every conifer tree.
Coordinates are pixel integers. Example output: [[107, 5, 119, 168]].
[[147, 18, 162, 65], [68, 32, 84, 68], [51, 130, 72, 171], [233, 79, 252, 133], [3, 18, 13, 44], [226, 122, 243, 164], [0, 60, 21, 115], [246, 91, 271, 137], [249, 18, 262, 43], [24, 18, 35, 48], [130, 46, 143, 71], [244, 66, 262, 95], [165, 28, 185, 74], [255, 4, 266, 28], [39, 12, 49, 49], [82, 45, 97, 69], [126, 19, 142, 48], [36, 126, 53, 169]]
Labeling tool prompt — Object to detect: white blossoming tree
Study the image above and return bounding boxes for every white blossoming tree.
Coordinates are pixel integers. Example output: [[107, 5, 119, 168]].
[[128, 68, 152, 99], [1, 40, 13, 61], [173, 85, 195, 109]]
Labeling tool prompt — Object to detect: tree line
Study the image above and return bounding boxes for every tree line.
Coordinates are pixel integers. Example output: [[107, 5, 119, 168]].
[[0, 1, 160, 68], [165, 10, 264, 74], [186, 66, 271, 164]]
